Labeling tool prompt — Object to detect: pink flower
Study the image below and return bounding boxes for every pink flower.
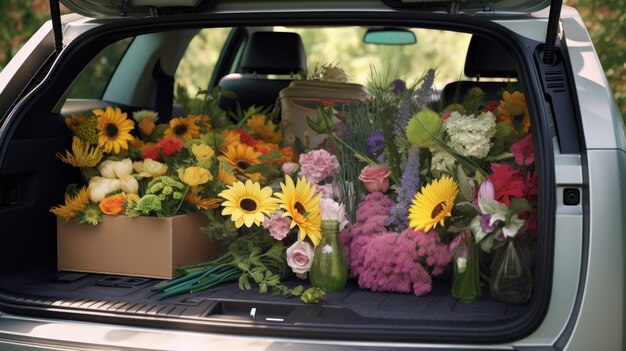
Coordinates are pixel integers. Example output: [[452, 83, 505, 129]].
[[358, 165, 391, 193], [477, 179, 495, 202], [320, 198, 349, 230], [511, 133, 534, 166], [298, 149, 339, 183], [315, 182, 342, 199], [281, 162, 299, 176], [286, 241, 314, 275], [262, 211, 291, 240]]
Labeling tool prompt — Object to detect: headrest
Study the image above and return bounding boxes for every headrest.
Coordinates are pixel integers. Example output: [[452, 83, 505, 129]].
[[464, 36, 518, 78], [240, 31, 307, 75]]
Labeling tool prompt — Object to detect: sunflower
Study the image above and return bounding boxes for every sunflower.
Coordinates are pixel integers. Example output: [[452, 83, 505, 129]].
[[186, 186, 221, 210], [275, 176, 322, 246], [218, 143, 262, 181], [164, 116, 200, 140], [219, 180, 279, 228], [218, 164, 237, 186], [50, 186, 91, 221], [56, 136, 103, 168], [219, 130, 241, 152], [94, 107, 135, 154], [408, 175, 459, 232], [65, 113, 84, 130], [192, 114, 212, 131], [246, 114, 282, 144]]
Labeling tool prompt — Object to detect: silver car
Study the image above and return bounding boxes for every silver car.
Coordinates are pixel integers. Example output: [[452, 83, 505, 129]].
[[0, 0, 622, 350]]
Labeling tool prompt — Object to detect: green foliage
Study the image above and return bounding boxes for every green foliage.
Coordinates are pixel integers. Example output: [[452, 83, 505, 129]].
[[301, 287, 326, 304]]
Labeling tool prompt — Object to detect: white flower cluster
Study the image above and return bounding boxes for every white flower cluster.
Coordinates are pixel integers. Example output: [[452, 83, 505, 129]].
[[444, 111, 496, 159], [431, 144, 457, 173], [320, 64, 348, 83]]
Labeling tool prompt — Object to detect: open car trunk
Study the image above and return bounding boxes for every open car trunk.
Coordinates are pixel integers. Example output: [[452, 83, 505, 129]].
[[0, 7, 565, 344]]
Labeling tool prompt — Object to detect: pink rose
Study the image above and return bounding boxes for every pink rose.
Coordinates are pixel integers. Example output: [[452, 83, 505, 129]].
[[281, 162, 299, 176], [286, 241, 314, 275], [298, 149, 339, 184], [358, 165, 391, 193]]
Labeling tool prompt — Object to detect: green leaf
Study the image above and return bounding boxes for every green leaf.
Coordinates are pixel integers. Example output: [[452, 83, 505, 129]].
[[238, 275, 251, 290], [251, 271, 264, 283], [456, 164, 476, 202], [259, 282, 268, 294], [509, 198, 532, 213]]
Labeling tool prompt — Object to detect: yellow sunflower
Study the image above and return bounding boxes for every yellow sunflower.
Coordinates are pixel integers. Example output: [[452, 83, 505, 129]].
[[220, 130, 241, 152], [164, 116, 200, 140], [219, 180, 279, 228], [94, 106, 135, 154], [56, 136, 103, 168], [275, 176, 322, 246], [192, 114, 212, 131], [218, 165, 237, 186], [65, 114, 84, 130], [500, 91, 527, 116], [246, 114, 282, 144], [408, 176, 459, 233], [50, 186, 91, 221], [218, 143, 262, 181], [186, 187, 221, 210]]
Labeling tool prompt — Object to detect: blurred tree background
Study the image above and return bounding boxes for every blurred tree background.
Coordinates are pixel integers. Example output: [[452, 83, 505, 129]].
[[0, 0, 624, 115]]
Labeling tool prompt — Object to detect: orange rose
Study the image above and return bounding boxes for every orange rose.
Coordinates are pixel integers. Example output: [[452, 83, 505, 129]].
[[99, 194, 126, 216], [139, 118, 156, 136]]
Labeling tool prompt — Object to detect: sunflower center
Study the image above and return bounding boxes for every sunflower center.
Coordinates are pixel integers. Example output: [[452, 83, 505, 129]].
[[237, 161, 251, 170], [240, 198, 257, 212], [431, 201, 446, 219], [174, 124, 188, 136], [294, 201, 306, 215], [104, 123, 119, 138]]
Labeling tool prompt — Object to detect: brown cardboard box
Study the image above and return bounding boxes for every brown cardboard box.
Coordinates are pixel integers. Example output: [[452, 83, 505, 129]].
[[57, 213, 221, 279]]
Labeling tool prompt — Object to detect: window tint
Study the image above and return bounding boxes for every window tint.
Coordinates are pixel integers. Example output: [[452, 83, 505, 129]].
[[67, 38, 132, 99]]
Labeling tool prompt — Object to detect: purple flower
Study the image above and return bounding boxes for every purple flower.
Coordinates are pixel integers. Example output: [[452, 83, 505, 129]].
[[480, 214, 497, 233], [366, 130, 385, 155], [392, 79, 407, 96], [387, 146, 420, 228]]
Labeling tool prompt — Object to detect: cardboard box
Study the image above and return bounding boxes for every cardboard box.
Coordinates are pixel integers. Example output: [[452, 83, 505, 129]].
[[280, 80, 371, 149], [57, 213, 221, 279]]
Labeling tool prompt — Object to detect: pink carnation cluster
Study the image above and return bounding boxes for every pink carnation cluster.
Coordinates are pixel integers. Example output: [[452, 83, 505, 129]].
[[262, 211, 291, 240], [340, 192, 452, 296], [298, 149, 339, 184]]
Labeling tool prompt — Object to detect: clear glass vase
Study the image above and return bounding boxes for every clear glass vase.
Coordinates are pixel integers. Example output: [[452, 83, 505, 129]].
[[490, 237, 533, 304], [451, 231, 482, 303], [309, 220, 348, 292]]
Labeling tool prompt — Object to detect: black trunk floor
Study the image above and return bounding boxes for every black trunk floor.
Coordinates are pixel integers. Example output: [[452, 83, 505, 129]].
[[0, 269, 529, 325]]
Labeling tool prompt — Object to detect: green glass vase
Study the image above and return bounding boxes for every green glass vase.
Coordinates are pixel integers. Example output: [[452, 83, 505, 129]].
[[309, 220, 348, 292], [451, 231, 482, 303]]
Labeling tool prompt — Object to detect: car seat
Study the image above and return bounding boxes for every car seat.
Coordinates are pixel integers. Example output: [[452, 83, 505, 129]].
[[440, 35, 518, 107], [217, 31, 307, 114]]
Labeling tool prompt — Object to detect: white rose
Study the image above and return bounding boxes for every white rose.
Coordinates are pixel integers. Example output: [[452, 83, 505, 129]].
[[88, 176, 121, 202], [99, 158, 133, 179], [134, 159, 168, 178], [320, 198, 349, 230], [286, 241, 314, 274], [118, 175, 139, 194]]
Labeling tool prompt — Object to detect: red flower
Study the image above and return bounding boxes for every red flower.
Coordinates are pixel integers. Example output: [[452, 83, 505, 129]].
[[481, 100, 500, 113], [159, 137, 184, 156], [233, 129, 258, 146], [489, 163, 524, 206], [141, 145, 161, 160], [511, 133, 534, 166], [524, 170, 538, 197]]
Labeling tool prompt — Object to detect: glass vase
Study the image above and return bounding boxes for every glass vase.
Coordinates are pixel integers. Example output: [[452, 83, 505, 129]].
[[451, 231, 482, 303], [309, 220, 348, 292], [490, 237, 533, 304]]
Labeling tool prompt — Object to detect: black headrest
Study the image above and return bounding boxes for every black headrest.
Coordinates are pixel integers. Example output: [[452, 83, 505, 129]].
[[240, 32, 307, 75], [464, 36, 517, 78]]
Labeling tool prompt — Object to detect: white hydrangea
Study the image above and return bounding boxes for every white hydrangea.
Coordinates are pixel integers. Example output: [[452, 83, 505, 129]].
[[444, 111, 497, 159], [431, 144, 457, 173]]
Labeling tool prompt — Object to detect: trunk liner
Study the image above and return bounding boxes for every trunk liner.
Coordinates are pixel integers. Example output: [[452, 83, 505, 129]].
[[0, 270, 529, 325]]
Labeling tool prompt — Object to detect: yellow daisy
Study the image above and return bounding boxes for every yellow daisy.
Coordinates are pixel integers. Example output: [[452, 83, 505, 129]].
[[56, 136, 103, 168], [219, 180, 279, 228], [275, 176, 322, 246], [218, 143, 262, 181], [408, 176, 459, 232], [50, 186, 91, 221], [246, 114, 282, 144], [94, 106, 135, 154], [186, 187, 221, 210], [164, 116, 200, 140]]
